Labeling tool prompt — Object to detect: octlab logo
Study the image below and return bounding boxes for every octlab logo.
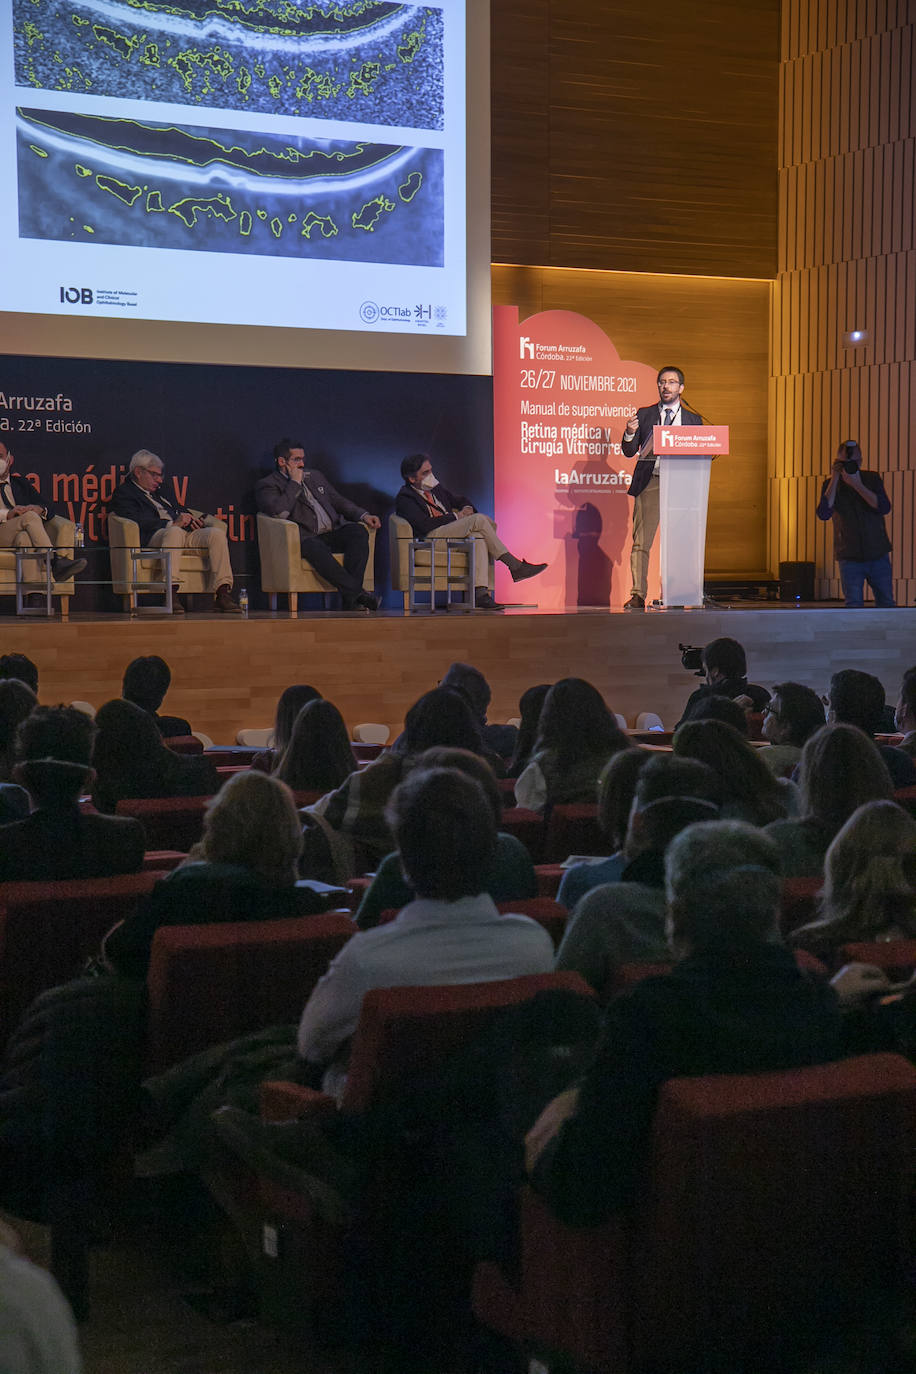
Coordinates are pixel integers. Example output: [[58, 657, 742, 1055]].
[[59, 287, 93, 304]]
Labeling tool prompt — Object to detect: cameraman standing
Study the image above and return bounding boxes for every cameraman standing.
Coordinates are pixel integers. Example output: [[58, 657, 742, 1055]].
[[816, 440, 895, 607]]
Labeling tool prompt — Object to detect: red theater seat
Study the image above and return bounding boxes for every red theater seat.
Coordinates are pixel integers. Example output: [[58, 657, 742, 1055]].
[[0, 872, 168, 1048], [496, 897, 568, 949], [543, 803, 608, 863], [501, 807, 546, 862], [473, 1053, 916, 1372], [162, 735, 204, 754], [839, 940, 916, 977], [145, 911, 355, 1073]]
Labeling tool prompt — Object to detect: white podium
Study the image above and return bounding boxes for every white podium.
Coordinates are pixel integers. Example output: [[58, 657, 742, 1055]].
[[646, 425, 729, 608]]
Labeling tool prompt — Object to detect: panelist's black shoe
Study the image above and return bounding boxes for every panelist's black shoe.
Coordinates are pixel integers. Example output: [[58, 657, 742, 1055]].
[[354, 591, 379, 612], [624, 594, 646, 611], [509, 559, 547, 584], [474, 589, 505, 611], [51, 555, 87, 580]]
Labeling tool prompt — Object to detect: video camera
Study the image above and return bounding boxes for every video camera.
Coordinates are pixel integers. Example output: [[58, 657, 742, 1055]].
[[679, 643, 705, 676]]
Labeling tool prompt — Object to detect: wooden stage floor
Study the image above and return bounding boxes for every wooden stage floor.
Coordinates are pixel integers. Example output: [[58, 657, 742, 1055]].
[[1, 603, 911, 743]]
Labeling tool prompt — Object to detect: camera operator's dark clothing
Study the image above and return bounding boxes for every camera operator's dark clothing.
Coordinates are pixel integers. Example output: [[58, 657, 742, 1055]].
[[677, 676, 770, 729], [816, 470, 891, 561]]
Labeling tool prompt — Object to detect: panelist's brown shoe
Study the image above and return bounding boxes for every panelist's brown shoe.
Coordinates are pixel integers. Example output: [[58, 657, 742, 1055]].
[[624, 594, 646, 611], [168, 586, 186, 614], [214, 585, 241, 613], [509, 559, 547, 583]]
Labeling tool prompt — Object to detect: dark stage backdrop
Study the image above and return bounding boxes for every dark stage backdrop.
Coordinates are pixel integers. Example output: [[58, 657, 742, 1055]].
[[0, 354, 494, 610]]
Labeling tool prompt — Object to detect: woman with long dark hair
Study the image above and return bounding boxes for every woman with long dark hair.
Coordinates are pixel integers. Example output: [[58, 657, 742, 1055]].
[[274, 699, 358, 794], [514, 678, 630, 812]]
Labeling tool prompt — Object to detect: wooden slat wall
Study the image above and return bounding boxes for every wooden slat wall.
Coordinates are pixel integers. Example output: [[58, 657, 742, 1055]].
[[491, 0, 781, 280], [772, 0, 916, 602], [492, 265, 771, 575]]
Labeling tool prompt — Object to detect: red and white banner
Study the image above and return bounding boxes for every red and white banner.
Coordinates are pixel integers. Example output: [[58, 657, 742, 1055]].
[[652, 425, 729, 455], [493, 305, 667, 608]]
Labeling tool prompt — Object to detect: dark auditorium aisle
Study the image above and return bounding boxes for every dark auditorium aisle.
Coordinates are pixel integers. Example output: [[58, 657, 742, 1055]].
[[8, 1211, 355, 1374]]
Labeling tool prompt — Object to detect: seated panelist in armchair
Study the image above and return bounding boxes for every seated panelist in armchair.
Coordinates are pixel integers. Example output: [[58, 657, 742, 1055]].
[[0, 441, 86, 586], [256, 438, 381, 612], [107, 450, 240, 614], [395, 453, 546, 610]]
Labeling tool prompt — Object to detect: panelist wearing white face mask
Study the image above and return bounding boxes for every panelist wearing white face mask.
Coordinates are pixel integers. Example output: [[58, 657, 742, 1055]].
[[395, 454, 546, 610], [0, 442, 87, 589]]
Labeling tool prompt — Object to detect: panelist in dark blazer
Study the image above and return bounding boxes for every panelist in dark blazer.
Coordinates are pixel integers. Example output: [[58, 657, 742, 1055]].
[[620, 366, 704, 610], [107, 450, 240, 614], [0, 440, 86, 586], [395, 454, 546, 609], [0, 706, 145, 882], [256, 438, 381, 612]]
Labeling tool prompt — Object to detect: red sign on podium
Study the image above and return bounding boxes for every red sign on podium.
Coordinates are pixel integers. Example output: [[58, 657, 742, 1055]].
[[651, 425, 730, 455]]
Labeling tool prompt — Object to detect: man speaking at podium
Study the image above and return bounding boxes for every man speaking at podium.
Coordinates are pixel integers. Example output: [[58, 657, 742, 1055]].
[[620, 366, 703, 611]]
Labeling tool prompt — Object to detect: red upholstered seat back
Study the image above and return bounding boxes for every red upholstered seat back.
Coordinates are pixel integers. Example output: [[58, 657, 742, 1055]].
[[341, 971, 593, 1114], [543, 804, 608, 863], [0, 872, 167, 1048], [145, 912, 355, 1073], [840, 939, 916, 975], [500, 808, 546, 862], [116, 795, 213, 851], [495, 897, 568, 949], [779, 875, 823, 935], [631, 1053, 916, 1363], [474, 1054, 916, 1373], [893, 784, 916, 818], [162, 735, 204, 754]]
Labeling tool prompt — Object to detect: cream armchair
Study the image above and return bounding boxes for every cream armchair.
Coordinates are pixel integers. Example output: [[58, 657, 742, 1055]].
[[0, 515, 78, 618], [388, 512, 493, 611], [108, 512, 224, 612], [257, 513, 376, 613]]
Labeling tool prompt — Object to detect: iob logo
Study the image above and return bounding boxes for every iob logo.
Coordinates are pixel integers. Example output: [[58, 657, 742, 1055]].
[[59, 287, 93, 305], [359, 300, 379, 324]]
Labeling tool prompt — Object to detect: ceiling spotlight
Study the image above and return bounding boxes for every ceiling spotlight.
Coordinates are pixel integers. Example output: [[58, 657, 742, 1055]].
[[843, 329, 869, 347]]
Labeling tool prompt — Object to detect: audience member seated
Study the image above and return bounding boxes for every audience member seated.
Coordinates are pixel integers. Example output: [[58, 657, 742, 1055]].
[[354, 747, 538, 929], [297, 767, 555, 1098], [827, 668, 916, 787], [680, 693, 749, 734], [273, 698, 357, 794], [0, 706, 145, 881], [555, 756, 721, 996], [527, 820, 842, 1226], [122, 654, 192, 738], [894, 666, 916, 758], [673, 718, 794, 825], [304, 686, 486, 878], [765, 724, 894, 877], [0, 678, 37, 783], [0, 1227, 83, 1374], [0, 652, 39, 695], [250, 683, 322, 773], [514, 678, 631, 812], [675, 636, 771, 728], [102, 771, 332, 979], [790, 800, 916, 960], [505, 683, 551, 779], [439, 662, 518, 763], [556, 748, 649, 909], [91, 698, 219, 814], [757, 681, 826, 776]]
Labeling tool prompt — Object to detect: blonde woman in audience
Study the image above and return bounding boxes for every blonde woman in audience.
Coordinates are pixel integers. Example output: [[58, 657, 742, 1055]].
[[765, 723, 894, 877], [102, 770, 329, 978], [791, 800, 916, 959]]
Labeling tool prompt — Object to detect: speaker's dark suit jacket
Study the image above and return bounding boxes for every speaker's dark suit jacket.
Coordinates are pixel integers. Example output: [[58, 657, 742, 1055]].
[[0, 807, 145, 882], [621, 405, 705, 499], [107, 477, 192, 548], [255, 469, 366, 537], [394, 482, 474, 537]]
